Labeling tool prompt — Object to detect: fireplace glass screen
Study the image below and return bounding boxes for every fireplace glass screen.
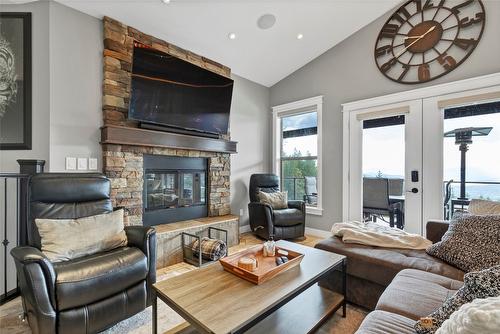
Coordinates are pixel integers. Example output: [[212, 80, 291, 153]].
[[145, 171, 206, 211]]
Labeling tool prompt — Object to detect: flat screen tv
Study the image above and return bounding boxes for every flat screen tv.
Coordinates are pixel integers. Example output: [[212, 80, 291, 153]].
[[129, 45, 234, 136]]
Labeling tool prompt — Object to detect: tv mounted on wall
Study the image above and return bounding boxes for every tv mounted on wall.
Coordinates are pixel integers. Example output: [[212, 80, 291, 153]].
[[128, 44, 234, 137]]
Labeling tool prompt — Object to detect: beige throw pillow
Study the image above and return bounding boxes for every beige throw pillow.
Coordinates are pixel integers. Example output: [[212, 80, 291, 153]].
[[35, 209, 128, 262], [468, 199, 500, 215], [258, 191, 288, 209]]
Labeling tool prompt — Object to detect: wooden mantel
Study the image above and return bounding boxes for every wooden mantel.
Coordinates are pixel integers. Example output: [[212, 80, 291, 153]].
[[100, 125, 238, 154]]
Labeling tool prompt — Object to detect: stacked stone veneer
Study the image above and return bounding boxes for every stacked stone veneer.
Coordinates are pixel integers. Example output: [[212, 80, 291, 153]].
[[101, 17, 232, 225]]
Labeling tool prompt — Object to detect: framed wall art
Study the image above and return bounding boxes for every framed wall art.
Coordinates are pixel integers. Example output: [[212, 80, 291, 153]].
[[0, 12, 31, 150]]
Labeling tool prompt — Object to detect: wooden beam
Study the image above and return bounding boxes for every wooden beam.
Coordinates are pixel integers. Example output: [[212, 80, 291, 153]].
[[101, 125, 237, 154]]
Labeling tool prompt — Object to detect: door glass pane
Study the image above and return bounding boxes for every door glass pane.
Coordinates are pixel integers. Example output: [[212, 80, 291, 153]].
[[362, 115, 405, 229], [443, 101, 500, 219]]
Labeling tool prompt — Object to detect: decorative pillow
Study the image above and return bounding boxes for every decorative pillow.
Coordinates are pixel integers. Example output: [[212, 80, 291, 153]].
[[436, 296, 500, 334], [425, 213, 500, 272], [414, 265, 500, 334], [258, 190, 288, 209], [35, 209, 128, 262], [468, 199, 500, 215]]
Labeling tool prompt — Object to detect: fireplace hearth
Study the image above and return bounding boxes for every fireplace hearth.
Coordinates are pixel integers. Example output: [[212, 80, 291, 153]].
[[143, 155, 208, 227]]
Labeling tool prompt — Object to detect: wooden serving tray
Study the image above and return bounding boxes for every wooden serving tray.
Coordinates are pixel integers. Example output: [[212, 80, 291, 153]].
[[219, 244, 304, 285]]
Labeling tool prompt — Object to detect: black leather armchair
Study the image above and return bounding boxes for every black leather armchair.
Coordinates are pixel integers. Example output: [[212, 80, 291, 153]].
[[248, 174, 305, 240], [10, 173, 156, 334]]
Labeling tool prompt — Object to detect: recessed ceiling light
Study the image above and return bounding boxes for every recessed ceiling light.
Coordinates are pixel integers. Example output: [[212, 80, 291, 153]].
[[161, 0, 171, 4], [257, 14, 276, 30], [297, 33, 304, 40], [228, 32, 237, 40]]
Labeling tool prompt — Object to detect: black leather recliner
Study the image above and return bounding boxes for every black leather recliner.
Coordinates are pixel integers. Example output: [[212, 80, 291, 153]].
[[10, 173, 156, 334], [248, 174, 305, 240]]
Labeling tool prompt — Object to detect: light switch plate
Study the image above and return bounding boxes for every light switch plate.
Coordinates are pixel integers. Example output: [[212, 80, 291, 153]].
[[66, 157, 77, 170], [88, 158, 98, 170], [77, 158, 87, 170]]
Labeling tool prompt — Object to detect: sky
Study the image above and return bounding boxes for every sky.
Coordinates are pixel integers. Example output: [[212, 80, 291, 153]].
[[282, 111, 318, 157], [362, 112, 500, 200], [281, 109, 500, 199]]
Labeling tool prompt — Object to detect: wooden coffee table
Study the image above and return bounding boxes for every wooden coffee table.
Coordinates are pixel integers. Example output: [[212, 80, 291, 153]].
[[152, 240, 346, 334]]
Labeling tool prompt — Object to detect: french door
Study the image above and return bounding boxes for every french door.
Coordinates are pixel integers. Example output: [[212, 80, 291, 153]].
[[343, 74, 500, 236], [344, 100, 423, 234]]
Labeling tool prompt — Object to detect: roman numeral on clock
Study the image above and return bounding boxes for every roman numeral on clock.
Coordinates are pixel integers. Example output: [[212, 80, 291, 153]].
[[391, 7, 411, 24], [375, 45, 393, 57], [381, 58, 397, 73], [453, 38, 478, 50], [379, 24, 399, 39]]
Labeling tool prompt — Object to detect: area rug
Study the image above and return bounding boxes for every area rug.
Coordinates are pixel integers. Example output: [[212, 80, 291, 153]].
[[0, 296, 365, 334]]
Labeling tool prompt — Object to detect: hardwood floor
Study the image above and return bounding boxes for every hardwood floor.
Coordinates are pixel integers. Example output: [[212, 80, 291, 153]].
[[0, 232, 366, 334]]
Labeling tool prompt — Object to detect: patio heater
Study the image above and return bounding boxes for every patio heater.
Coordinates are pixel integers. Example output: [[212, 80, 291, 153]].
[[444, 127, 493, 200]]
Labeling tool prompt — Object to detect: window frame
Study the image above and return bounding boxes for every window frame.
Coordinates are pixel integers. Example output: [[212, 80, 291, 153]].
[[272, 96, 323, 215]]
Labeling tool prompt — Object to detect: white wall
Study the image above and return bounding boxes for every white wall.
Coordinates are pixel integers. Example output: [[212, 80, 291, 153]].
[[48, 2, 103, 172], [230, 75, 271, 226], [270, 0, 500, 231], [0, 1, 50, 172]]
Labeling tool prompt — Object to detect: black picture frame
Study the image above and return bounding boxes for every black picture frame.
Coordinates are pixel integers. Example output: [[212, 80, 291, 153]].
[[0, 12, 32, 150]]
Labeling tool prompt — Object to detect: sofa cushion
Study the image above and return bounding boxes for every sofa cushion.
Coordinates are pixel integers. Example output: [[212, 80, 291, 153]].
[[273, 208, 303, 227], [376, 269, 463, 321], [426, 213, 500, 272], [414, 265, 500, 334], [437, 296, 500, 334], [355, 310, 416, 334], [468, 198, 500, 215], [315, 237, 464, 287], [54, 247, 148, 311]]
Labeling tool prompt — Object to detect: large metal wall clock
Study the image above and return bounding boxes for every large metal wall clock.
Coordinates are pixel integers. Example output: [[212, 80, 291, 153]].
[[374, 0, 485, 84]]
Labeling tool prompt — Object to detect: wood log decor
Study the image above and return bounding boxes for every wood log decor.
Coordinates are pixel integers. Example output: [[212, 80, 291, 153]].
[[100, 17, 234, 226]]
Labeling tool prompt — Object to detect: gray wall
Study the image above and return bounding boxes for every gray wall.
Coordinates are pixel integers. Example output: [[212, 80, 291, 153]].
[[48, 2, 103, 172], [0, 1, 102, 173], [270, 0, 500, 231], [230, 75, 271, 226], [0, 1, 50, 172], [0, 2, 272, 227]]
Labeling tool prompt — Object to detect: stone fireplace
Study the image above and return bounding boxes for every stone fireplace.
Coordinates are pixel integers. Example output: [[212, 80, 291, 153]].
[[100, 17, 236, 227]]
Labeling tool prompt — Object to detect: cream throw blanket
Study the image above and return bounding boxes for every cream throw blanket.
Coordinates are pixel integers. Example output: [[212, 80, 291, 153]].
[[331, 221, 432, 249]]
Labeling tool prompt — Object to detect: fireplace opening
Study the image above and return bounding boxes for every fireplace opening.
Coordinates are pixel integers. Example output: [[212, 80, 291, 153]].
[[143, 155, 208, 226]]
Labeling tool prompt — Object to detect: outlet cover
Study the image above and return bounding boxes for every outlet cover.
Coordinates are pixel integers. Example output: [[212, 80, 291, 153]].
[[77, 158, 87, 170], [88, 158, 98, 170], [66, 157, 77, 170]]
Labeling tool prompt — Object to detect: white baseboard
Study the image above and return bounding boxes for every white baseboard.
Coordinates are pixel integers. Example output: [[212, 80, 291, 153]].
[[239, 224, 251, 234], [305, 227, 331, 238]]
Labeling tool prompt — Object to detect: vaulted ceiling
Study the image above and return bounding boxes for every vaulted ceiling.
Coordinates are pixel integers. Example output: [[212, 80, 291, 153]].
[[58, 0, 400, 87]]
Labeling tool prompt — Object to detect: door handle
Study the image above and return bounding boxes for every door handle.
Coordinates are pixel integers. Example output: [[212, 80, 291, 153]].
[[406, 188, 419, 194]]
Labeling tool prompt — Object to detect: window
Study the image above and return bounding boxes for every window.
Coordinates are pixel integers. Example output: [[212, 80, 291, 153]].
[[272, 96, 323, 215], [442, 101, 500, 218]]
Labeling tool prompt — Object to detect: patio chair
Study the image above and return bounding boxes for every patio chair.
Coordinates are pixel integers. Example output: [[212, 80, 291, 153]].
[[388, 178, 404, 196], [363, 177, 400, 227], [303, 176, 318, 205]]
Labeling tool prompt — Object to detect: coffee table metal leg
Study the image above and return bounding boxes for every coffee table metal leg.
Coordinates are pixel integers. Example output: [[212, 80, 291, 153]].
[[152, 290, 158, 334], [342, 258, 347, 318]]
